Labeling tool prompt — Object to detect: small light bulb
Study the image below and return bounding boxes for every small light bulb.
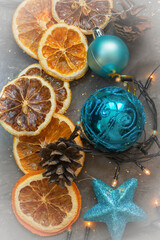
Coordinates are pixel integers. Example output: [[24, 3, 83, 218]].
[[112, 179, 118, 188], [150, 74, 156, 83], [154, 199, 159, 207], [143, 168, 151, 176], [77, 121, 81, 125], [115, 77, 121, 82], [87, 222, 91, 227], [152, 130, 158, 136], [147, 74, 154, 81]]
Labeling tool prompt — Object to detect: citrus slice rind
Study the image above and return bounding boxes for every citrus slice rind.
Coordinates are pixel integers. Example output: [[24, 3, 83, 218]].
[[0, 76, 56, 136], [13, 113, 85, 175], [12, 0, 56, 59], [18, 64, 71, 114], [12, 172, 81, 236], [52, 0, 113, 35], [38, 23, 88, 81]]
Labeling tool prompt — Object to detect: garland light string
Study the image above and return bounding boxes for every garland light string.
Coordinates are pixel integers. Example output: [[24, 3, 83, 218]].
[[84, 222, 91, 240]]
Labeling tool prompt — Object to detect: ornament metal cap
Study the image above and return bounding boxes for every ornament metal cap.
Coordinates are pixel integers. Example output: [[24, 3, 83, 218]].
[[92, 27, 104, 39]]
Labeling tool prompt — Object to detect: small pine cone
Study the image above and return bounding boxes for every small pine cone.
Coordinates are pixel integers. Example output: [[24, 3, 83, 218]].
[[39, 126, 86, 189], [112, 0, 151, 42]]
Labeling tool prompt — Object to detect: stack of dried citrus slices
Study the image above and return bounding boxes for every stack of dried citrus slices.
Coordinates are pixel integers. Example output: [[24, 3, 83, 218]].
[[0, 0, 113, 236], [0, 73, 84, 235], [12, 114, 84, 236], [12, 0, 113, 81], [12, 0, 90, 81]]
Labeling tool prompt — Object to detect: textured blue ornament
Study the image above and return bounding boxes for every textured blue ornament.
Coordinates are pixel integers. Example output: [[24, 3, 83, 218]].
[[83, 179, 147, 240], [87, 34, 129, 77], [81, 86, 145, 152]]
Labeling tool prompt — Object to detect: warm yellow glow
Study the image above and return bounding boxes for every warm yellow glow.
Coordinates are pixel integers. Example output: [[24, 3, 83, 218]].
[[112, 179, 118, 188], [143, 168, 151, 176], [77, 130, 81, 135], [115, 77, 121, 82], [87, 222, 91, 227], [150, 74, 155, 83], [153, 199, 159, 207], [84, 222, 92, 227]]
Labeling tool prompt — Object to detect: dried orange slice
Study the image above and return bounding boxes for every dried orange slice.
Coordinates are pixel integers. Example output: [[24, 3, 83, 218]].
[[0, 76, 56, 136], [19, 64, 71, 114], [52, 0, 113, 35], [13, 113, 85, 175], [12, 171, 81, 236], [12, 0, 56, 59], [38, 23, 88, 81]]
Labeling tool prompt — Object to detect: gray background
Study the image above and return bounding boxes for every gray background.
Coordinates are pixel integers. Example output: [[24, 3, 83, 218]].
[[0, 0, 160, 239]]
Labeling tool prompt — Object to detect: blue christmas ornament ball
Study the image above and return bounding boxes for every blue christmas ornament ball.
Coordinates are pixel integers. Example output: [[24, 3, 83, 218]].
[[81, 87, 145, 152], [87, 35, 129, 77]]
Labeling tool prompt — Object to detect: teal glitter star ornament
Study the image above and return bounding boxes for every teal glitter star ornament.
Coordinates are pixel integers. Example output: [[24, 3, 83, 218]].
[[83, 178, 147, 240], [87, 27, 129, 77]]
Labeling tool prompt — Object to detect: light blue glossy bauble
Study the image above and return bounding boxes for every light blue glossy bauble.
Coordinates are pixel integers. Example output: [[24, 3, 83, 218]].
[[81, 87, 145, 152], [87, 35, 129, 77]]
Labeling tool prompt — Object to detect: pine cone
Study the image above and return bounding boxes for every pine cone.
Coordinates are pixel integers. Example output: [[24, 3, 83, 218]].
[[112, 0, 151, 42], [39, 126, 88, 189]]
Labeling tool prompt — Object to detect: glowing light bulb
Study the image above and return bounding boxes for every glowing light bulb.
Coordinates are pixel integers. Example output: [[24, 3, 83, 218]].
[[153, 199, 159, 207], [143, 168, 151, 176], [150, 74, 156, 83], [87, 222, 91, 227], [112, 179, 118, 188], [147, 74, 154, 81], [115, 77, 121, 82]]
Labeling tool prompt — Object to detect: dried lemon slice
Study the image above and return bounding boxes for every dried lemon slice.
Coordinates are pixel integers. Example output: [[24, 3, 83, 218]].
[[12, 0, 56, 59], [38, 23, 88, 81], [19, 64, 71, 114], [12, 172, 81, 236], [52, 0, 113, 35], [0, 76, 56, 136]]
